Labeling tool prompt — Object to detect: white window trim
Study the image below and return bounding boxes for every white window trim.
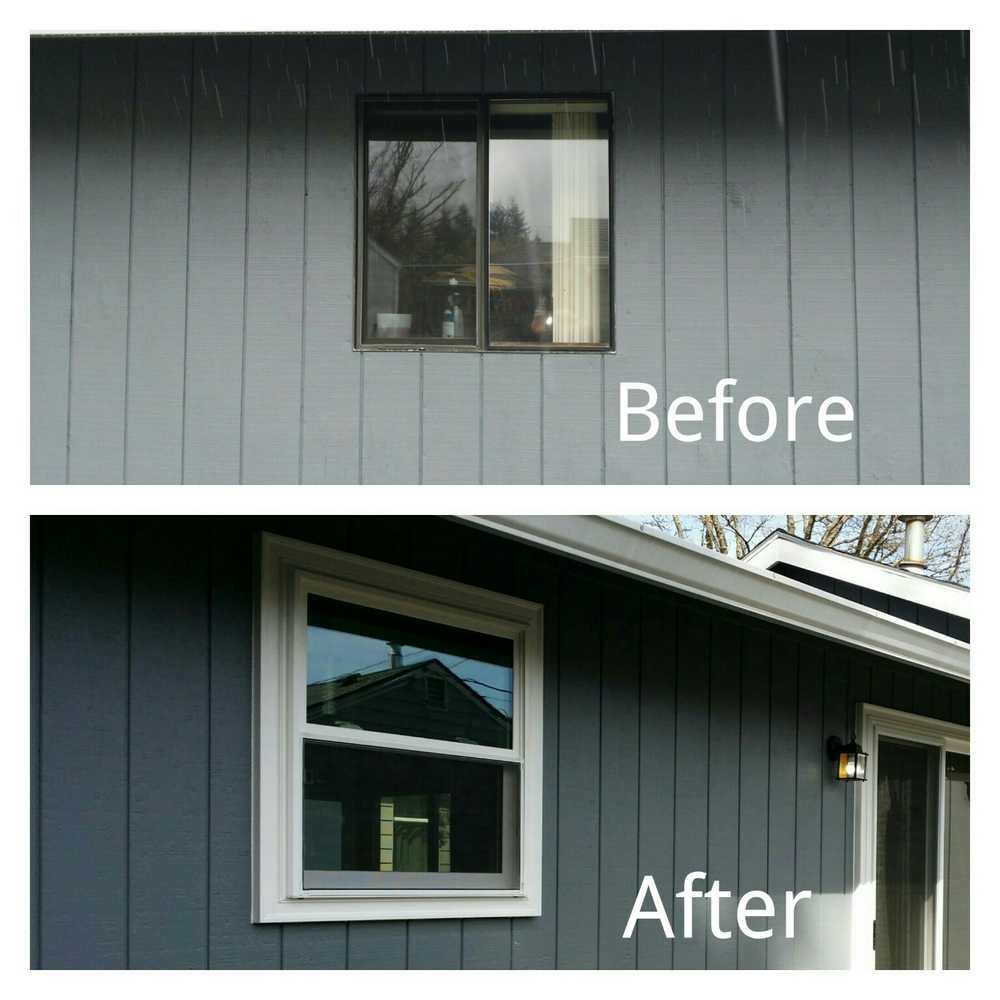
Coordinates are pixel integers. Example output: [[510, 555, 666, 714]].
[[850, 703, 970, 969], [253, 532, 544, 923]]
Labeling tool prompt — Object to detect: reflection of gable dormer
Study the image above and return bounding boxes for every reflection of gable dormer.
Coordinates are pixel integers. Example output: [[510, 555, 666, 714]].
[[307, 656, 511, 748]]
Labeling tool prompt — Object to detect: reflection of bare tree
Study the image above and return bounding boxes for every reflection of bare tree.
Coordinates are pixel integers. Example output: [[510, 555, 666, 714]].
[[367, 141, 465, 261]]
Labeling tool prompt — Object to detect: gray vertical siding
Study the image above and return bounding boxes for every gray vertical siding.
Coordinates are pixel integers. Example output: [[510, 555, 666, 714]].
[[786, 32, 858, 485], [183, 35, 250, 484], [662, 32, 728, 484], [31, 31, 969, 485], [725, 33, 794, 485], [124, 38, 193, 484], [31, 516, 970, 968]]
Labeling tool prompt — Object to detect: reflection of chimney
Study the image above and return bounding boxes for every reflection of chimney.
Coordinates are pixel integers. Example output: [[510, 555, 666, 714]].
[[388, 642, 403, 670], [898, 515, 932, 574]]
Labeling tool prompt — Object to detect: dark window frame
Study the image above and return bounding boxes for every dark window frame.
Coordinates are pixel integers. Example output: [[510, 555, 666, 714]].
[[354, 93, 616, 354]]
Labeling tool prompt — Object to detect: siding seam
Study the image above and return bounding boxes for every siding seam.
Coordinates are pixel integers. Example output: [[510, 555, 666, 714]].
[[764, 632, 773, 968], [124, 524, 134, 967], [703, 619, 713, 969], [782, 34, 797, 485], [553, 561, 561, 968], [478, 37, 485, 486], [734, 625, 743, 967], [180, 39, 196, 484], [669, 603, 679, 969], [478, 355, 484, 484], [846, 32, 862, 484], [205, 530, 213, 966], [238, 39, 253, 485], [908, 30, 927, 484], [34, 527, 44, 966], [634, 597, 643, 970], [417, 37, 426, 492], [357, 48, 367, 486], [599, 35, 607, 487], [418, 354, 424, 485], [721, 33, 733, 484], [595, 582, 604, 965], [792, 644, 800, 920], [122, 41, 139, 484], [539, 35, 545, 488], [64, 44, 83, 485], [297, 41, 311, 486], [817, 648, 827, 896], [660, 31, 669, 483], [539, 356, 544, 485]]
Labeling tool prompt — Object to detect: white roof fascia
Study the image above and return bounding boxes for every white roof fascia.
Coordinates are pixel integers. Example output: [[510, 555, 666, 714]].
[[454, 515, 969, 683], [741, 531, 969, 619]]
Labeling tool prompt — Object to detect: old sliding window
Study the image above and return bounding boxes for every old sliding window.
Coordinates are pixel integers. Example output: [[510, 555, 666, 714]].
[[359, 97, 612, 351], [255, 533, 544, 922]]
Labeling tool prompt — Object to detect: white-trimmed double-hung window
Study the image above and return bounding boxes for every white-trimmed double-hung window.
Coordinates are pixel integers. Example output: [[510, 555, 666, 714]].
[[253, 533, 544, 923]]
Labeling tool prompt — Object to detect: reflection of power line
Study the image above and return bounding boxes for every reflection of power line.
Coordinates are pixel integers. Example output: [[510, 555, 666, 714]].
[[455, 676, 512, 697], [310, 644, 513, 693]]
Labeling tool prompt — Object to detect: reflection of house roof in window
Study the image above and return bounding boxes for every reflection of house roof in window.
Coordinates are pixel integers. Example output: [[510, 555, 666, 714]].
[[307, 657, 512, 747], [367, 238, 401, 270], [491, 224, 609, 289]]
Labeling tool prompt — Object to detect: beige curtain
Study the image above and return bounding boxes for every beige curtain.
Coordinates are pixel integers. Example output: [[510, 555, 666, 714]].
[[551, 109, 602, 344]]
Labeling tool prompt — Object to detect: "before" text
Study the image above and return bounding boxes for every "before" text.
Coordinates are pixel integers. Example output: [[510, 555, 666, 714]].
[[619, 379, 854, 444]]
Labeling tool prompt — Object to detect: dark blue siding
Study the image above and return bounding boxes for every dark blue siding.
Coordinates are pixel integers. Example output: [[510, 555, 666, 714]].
[[31, 516, 969, 968]]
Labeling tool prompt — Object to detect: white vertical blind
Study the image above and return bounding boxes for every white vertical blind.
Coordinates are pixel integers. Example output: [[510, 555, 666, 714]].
[[551, 108, 602, 344]]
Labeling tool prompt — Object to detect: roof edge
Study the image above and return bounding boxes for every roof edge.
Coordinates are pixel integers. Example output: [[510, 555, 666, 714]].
[[742, 530, 969, 618], [454, 515, 969, 683]]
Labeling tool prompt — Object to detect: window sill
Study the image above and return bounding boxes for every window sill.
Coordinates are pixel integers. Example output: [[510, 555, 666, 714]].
[[355, 343, 615, 356], [255, 893, 541, 924]]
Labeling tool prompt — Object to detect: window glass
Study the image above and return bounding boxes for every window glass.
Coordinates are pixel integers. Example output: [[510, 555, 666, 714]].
[[488, 100, 610, 348], [364, 104, 478, 344], [875, 738, 939, 969], [943, 752, 970, 970], [306, 594, 514, 748], [302, 742, 515, 886]]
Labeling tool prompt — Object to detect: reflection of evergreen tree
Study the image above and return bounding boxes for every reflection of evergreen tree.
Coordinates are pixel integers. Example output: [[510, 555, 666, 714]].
[[489, 198, 533, 263], [430, 204, 477, 267]]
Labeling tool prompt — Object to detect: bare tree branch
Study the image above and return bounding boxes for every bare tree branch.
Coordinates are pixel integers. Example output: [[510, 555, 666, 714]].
[[638, 514, 970, 585]]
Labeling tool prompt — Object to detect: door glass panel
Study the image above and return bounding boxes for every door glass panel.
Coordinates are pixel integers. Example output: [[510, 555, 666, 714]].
[[306, 593, 514, 748], [363, 104, 478, 344], [488, 100, 610, 347], [875, 737, 940, 969], [943, 752, 970, 969]]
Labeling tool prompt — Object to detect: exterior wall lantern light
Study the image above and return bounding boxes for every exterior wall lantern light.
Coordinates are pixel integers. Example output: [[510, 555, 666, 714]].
[[827, 735, 868, 781]]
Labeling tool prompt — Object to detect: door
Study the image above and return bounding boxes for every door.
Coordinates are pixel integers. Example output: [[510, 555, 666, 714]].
[[854, 705, 970, 970]]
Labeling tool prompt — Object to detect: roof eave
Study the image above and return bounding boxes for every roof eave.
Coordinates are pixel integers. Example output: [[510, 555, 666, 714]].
[[454, 515, 969, 683]]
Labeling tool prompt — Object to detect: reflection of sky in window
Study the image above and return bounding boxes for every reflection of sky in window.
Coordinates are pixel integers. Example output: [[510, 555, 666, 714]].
[[307, 626, 513, 718], [489, 138, 609, 242], [369, 139, 478, 217], [367, 134, 609, 246]]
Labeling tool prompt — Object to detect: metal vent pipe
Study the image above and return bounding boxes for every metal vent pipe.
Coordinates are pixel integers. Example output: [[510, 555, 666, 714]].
[[898, 515, 932, 574]]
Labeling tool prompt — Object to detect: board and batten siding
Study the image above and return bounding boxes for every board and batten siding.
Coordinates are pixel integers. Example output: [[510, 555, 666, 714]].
[[31, 516, 969, 969], [30, 30, 969, 485]]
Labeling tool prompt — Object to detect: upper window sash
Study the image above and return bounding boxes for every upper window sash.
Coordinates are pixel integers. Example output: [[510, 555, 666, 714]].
[[291, 569, 526, 763]]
